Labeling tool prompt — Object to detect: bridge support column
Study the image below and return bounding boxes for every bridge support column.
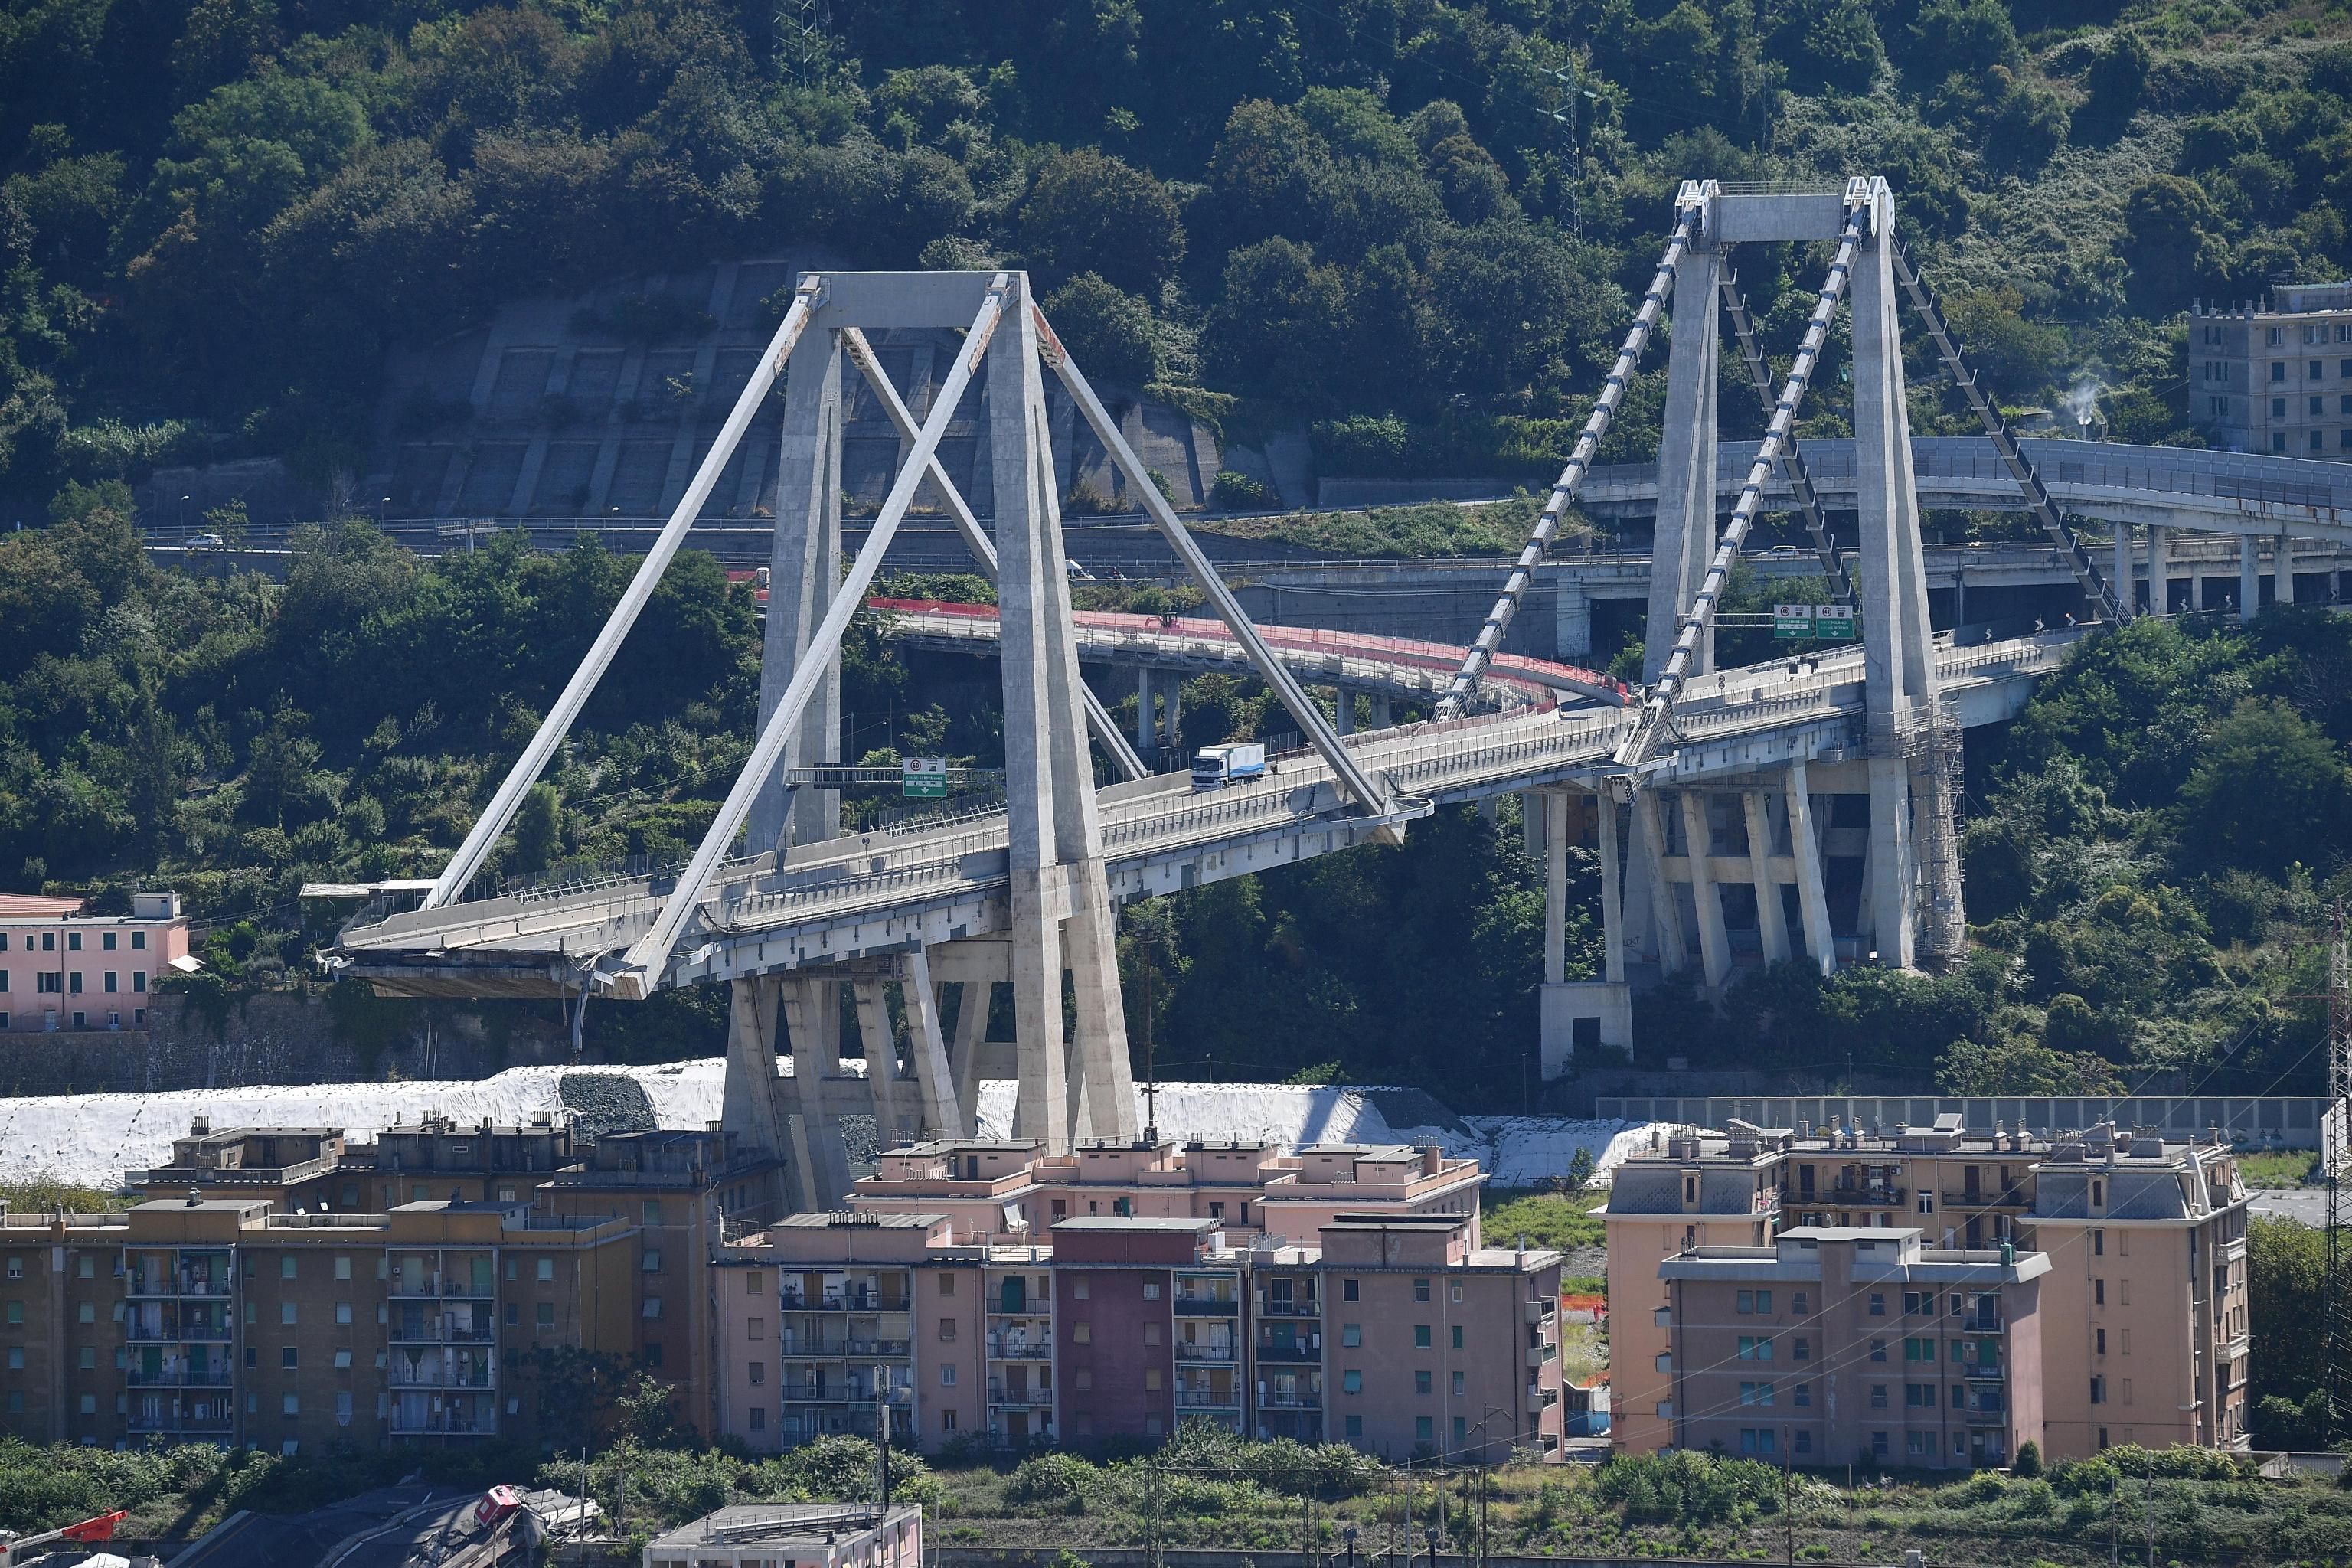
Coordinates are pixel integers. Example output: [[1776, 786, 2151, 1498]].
[[1370, 693, 1391, 729], [1165, 677, 1182, 747], [1555, 582, 1594, 662], [1788, 760, 1836, 977], [2240, 535, 2260, 622], [853, 978, 910, 1149], [1679, 792, 1733, 991], [750, 327, 844, 851], [2113, 522, 2135, 614], [1850, 179, 1939, 970], [2147, 527, 2169, 616], [1543, 790, 1568, 987], [1743, 790, 1791, 966], [1645, 244, 1723, 681], [1599, 791, 1628, 988], [776, 978, 853, 1208], [1135, 668, 1155, 752], [1335, 688, 1354, 737], [994, 282, 1138, 1154], [900, 947, 962, 1141], [2275, 534, 2294, 609], [722, 975, 789, 1172], [1632, 790, 1684, 972]]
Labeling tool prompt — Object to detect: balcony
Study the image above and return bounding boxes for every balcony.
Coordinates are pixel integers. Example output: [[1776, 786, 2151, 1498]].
[[1965, 1361, 2006, 1380], [126, 1272, 230, 1298], [1257, 1390, 1321, 1410], [1175, 1388, 1242, 1409], [390, 1276, 495, 1299], [1256, 1341, 1321, 1364], [126, 1319, 232, 1344], [390, 1411, 497, 1436], [1529, 1383, 1560, 1406], [988, 1384, 1054, 1407], [1256, 1298, 1319, 1318], [1524, 1300, 1557, 1325], [390, 1358, 495, 1389], [1942, 1189, 2029, 1209], [985, 1336, 1050, 1359], [1525, 1342, 1557, 1369], [1823, 1186, 1906, 1207], [780, 1337, 851, 1357], [782, 1289, 897, 1312], [390, 1318, 494, 1344], [1960, 1316, 2004, 1334], [129, 1410, 234, 1436], [1174, 1341, 1239, 1362], [784, 1380, 913, 1403], [1173, 1296, 1239, 1316], [128, 1365, 234, 1388]]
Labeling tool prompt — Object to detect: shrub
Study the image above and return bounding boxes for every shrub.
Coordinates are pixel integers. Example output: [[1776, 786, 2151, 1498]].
[[1211, 469, 1273, 509], [1006, 1452, 1101, 1512], [2013, 1439, 2042, 1478]]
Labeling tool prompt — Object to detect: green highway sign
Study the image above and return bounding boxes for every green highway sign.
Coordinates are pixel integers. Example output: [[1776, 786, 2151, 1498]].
[[902, 756, 948, 798], [1772, 603, 1857, 639]]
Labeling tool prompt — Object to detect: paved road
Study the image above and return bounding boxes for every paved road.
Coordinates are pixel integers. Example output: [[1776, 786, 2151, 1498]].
[[174, 1486, 477, 1568], [2249, 1187, 2331, 1227]]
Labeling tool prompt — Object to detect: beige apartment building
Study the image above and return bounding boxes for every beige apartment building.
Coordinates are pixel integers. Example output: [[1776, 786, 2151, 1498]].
[[0, 1193, 635, 1450], [2191, 283, 2352, 456], [0, 891, 190, 1034], [1659, 1227, 2047, 1468], [1606, 1116, 2251, 1464]]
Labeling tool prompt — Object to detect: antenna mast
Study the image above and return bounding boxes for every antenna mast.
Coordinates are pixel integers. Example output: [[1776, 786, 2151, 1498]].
[[2328, 902, 2351, 1439]]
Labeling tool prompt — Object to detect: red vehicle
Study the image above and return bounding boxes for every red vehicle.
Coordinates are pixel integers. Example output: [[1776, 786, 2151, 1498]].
[[472, 1486, 524, 1532], [0, 1509, 129, 1564]]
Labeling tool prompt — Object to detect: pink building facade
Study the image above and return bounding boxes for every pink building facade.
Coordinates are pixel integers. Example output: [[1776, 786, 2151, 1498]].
[[0, 892, 190, 1033]]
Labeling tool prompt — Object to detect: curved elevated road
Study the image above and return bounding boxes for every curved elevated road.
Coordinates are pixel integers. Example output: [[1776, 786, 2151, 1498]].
[[335, 626, 2083, 998]]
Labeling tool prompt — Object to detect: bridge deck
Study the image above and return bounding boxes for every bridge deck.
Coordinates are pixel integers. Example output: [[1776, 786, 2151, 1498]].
[[335, 628, 2082, 998]]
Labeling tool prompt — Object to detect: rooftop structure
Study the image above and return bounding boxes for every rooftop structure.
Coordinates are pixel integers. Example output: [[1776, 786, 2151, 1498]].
[[643, 1503, 921, 1568]]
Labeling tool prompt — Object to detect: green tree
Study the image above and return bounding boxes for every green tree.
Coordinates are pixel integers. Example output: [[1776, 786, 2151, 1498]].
[[1041, 272, 1159, 387], [1201, 238, 1351, 409], [2175, 699, 2350, 879], [1018, 148, 1182, 294], [513, 781, 562, 876], [2123, 177, 2230, 315]]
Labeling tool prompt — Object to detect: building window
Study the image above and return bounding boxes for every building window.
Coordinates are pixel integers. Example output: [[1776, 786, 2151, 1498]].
[[2273, 396, 2288, 415], [131, 931, 144, 951], [1073, 1322, 1090, 1344], [1416, 1370, 1432, 1395], [1342, 1323, 1361, 1348], [1450, 1325, 1463, 1350], [103, 972, 116, 993], [1345, 1414, 1363, 1437], [939, 1364, 955, 1387], [283, 1347, 298, 1369], [1794, 1382, 1811, 1407], [1869, 1338, 1886, 1361], [1738, 1381, 1774, 1406], [1736, 1336, 1772, 1361], [1343, 1370, 1363, 1394], [642, 1200, 663, 1225], [1414, 1279, 1431, 1302], [1794, 1430, 1811, 1455], [1868, 1293, 1884, 1315], [938, 1272, 955, 1297], [1414, 1325, 1431, 1348], [280, 1302, 296, 1325], [335, 1302, 351, 1325], [1791, 1292, 1807, 1315], [1793, 1337, 1810, 1361], [642, 1250, 661, 1272], [1870, 1384, 1888, 1408], [749, 1406, 767, 1431], [1341, 1279, 1359, 1302], [1905, 1337, 1936, 1361], [537, 1303, 555, 1328], [1740, 1428, 1776, 1455], [1452, 1370, 1465, 1396], [66, 932, 79, 952], [2091, 1376, 2106, 1405], [2095, 1279, 2105, 1306], [2275, 433, 2289, 452], [1142, 1281, 1159, 1300], [283, 1393, 299, 1416], [1416, 1416, 1434, 1443]]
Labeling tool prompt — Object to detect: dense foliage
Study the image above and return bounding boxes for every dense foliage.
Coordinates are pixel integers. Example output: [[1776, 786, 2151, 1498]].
[[8, 0, 2349, 505]]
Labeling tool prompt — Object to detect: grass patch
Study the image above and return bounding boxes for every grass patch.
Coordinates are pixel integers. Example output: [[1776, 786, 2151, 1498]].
[[2238, 1149, 2320, 1187], [1484, 1186, 1608, 1253]]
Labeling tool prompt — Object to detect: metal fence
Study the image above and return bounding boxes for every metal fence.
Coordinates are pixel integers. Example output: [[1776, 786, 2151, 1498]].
[[1592, 1094, 2328, 1145]]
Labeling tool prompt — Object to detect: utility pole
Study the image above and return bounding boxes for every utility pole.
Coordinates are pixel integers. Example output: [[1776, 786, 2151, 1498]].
[[2327, 902, 2351, 1440], [874, 1361, 893, 1507], [1783, 1456, 1794, 1567]]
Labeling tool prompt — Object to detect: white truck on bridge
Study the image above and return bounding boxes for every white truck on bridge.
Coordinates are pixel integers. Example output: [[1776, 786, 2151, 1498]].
[[1191, 741, 1266, 790]]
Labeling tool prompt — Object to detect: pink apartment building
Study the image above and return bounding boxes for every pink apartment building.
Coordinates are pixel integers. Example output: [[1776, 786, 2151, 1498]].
[[0, 892, 190, 1033]]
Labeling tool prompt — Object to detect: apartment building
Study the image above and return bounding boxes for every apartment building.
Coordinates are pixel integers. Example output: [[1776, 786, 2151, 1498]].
[[1606, 1116, 2252, 1464], [1658, 1227, 2048, 1468], [2191, 283, 2352, 456], [2023, 1125, 2251, 1453], [645, 1503, 922, 1568], [0, 1193, 635, 1450], [129, 1112, 590, 1212], [1318, 1214, 1566, 1462], [708, 1199, 1567, 1461], [0, 892, 189, 1034]]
